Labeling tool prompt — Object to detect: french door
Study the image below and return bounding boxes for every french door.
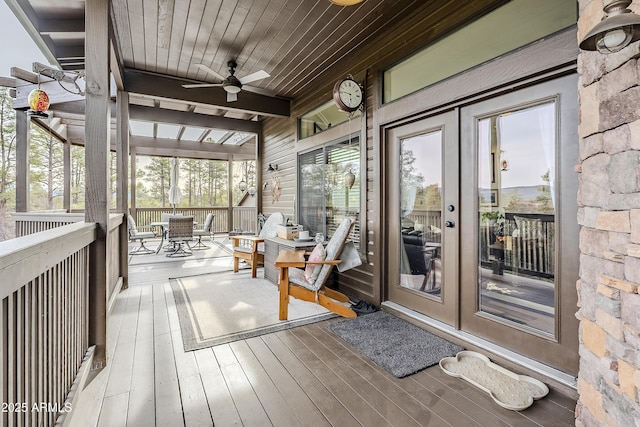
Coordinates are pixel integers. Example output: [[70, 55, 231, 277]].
[[385, 75, 579, 374], [386, 111, 459, 326]]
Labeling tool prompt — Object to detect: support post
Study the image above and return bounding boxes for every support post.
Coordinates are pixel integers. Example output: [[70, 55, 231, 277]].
[[116, 90, 129, 290], [256, 128, 263, 223], [15, 110, 29, 212], [228, 155, 234, 233], [63, 141, 71, 211], [85, 0, 110, 369], [130, 147, 137, 220]]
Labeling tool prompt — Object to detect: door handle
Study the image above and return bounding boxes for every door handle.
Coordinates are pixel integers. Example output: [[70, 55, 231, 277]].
[[445, 220, 455, 228]]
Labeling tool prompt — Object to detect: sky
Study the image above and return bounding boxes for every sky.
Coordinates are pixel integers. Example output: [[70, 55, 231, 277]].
[[0, 2, 50, 78]]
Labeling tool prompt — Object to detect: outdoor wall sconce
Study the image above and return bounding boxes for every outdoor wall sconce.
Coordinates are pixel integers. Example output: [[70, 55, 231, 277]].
[[267, 163, 278, 172], [580, 0, 640, 53]]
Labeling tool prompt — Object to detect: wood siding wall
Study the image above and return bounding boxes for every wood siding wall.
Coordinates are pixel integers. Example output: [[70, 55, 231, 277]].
[[261, 0, 507, 302]]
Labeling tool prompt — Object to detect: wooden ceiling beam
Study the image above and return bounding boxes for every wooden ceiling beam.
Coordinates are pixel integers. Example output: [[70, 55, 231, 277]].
[[128, 105, 261, 134], [130, 136, 255, 156], [0, 77, 17, 88], [38, 18, 85, 34], [123, 68, 290, 118], [133, 147, 254, 161]]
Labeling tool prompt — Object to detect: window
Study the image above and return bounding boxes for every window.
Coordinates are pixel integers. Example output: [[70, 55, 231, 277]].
[[298, 135, 360, 249], [298, 100, 361, 139], [383, 0, 576, 103]]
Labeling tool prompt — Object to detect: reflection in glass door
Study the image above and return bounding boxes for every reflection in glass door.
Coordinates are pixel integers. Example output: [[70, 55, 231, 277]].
[[400, 132, 443, 299], [386, 112, 458, 326], [477, 103, 556, 335]]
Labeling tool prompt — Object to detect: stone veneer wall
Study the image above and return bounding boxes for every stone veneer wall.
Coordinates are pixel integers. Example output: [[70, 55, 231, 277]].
[[577, 1, 640, 425]]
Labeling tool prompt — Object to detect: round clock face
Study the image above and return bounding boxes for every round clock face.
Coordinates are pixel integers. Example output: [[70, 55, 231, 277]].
[[333, 78, 363, 112]]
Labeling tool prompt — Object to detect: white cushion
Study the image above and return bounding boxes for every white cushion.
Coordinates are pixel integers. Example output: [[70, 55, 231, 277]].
[[304, 243, 326, 282]]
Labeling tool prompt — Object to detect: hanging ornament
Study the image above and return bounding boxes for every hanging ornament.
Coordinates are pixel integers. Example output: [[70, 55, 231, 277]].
[[344, 168, 355, 190], [27, 88, 50, 117]]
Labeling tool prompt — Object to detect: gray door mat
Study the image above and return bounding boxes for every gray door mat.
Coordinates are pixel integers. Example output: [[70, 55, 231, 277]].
[[328, 311, 463, 378]]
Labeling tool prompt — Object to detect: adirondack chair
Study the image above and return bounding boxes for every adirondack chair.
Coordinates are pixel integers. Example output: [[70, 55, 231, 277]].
[[232, 212, 284, 277], [279, 217, 357, 319]]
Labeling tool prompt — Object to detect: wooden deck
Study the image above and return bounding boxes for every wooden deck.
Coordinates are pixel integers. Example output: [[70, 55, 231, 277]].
[[69, 253, 576, 427]]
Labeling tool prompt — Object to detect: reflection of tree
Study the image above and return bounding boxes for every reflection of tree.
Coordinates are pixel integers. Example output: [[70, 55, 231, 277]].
[[401, 148, 425, 187], [423, 184, 442, 210], [535, 169, 554, 213], [401, 147, 426, 215]]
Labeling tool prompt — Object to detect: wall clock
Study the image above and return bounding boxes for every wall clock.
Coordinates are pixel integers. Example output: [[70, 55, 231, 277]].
[[333, 76, 363, 112]]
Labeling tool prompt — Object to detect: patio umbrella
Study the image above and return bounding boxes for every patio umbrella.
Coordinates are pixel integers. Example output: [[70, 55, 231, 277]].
[[168, 157, 182, 214]]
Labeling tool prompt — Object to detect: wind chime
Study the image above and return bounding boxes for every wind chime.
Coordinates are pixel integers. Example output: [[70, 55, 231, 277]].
[[27, 73, 50, 118], [344, 113, 356, 191]]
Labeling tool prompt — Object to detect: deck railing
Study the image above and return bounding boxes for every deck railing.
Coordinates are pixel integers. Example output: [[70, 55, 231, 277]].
[[0, 221, 98, 426], [13, 212, 85, 238], [134, 207, 257, 233]]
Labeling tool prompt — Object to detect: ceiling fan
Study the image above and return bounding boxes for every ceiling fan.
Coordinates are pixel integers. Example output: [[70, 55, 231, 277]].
[[182, 60, 271, 102]]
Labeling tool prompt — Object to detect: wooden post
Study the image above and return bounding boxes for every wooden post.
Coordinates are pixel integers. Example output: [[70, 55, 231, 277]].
[[256, 128, 263, 222], [85, 0, 110, 369], [228, 154, 234, 232], [63, 141, 71, 211], [130, 147, 137, 220], [116, 90, 129, 290], [15, 109, 29, 212]]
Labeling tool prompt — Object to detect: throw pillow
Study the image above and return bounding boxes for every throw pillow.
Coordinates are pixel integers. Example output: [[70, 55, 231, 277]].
[[305, 243, 326, 282]]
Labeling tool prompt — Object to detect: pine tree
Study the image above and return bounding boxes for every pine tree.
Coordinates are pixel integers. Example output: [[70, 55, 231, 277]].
[[0, 88, 16, 240]]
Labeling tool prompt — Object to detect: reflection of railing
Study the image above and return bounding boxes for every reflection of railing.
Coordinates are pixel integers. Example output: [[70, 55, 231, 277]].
[[481, 213, 555, 279], [405, 210, 442, 231]]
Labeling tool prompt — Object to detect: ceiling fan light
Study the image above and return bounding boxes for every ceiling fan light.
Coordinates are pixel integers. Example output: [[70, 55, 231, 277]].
[[329, 0, 363, 5], [223, 84, 241, 94]]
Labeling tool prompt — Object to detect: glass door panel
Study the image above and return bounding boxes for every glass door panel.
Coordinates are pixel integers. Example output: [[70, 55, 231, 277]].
[[386, 111, 458, 326], [477, 102, 556, 335], [400, 132, 443, 299]]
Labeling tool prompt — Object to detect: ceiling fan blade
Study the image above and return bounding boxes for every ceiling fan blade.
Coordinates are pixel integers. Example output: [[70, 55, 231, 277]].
[[194, 63, 225, 81], [242, 84, 277, 97], [181, 83, 223, 88], [239, 70, 270, 85], [227, 92, 238, 102]]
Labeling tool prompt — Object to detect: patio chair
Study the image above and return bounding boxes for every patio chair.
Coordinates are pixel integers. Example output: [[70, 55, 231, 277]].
[[232, 212, 284, 278], [127, 215, 156, 255], [279, 217, 357, 319], [192, 212, 215, 250], [166, 216, 194, 257]]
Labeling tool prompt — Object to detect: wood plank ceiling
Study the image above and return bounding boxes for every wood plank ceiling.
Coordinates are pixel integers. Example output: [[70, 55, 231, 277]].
[[5, 0, 426, 151]]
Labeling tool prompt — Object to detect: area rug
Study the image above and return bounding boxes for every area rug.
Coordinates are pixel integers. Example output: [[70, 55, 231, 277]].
[[170, 270, 336, 351], [328, 311, 464, 378]]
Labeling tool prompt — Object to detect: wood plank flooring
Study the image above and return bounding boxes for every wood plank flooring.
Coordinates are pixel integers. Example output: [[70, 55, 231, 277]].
[[70, 255, 576, 426]]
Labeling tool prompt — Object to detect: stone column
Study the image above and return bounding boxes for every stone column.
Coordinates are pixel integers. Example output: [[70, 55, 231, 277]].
[[576, 1, 640, 425]]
